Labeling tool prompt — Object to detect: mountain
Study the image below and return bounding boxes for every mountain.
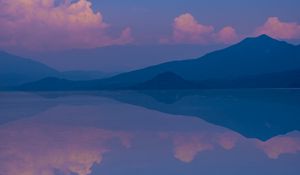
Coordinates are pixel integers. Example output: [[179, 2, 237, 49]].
[[19, 77, 77, 91], [17, 35, 300, 90], [132, 72, 198, 89], [32, 44, 222, 72], [61, 70, 116, 81], [97, 35, 300, 89], [0, 51, 60, 88], [0, 51, 114, 89]]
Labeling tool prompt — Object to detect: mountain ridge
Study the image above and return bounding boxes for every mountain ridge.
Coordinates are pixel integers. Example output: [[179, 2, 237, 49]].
[[0, 51, 113, 89], [7, 35, 300, 90], [0, 51, 60, 88], [87, 34, 300, 89]]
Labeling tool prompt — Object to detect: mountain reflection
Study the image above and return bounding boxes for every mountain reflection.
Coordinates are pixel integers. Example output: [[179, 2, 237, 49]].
[[0, 91, 300, 175], [98, 89, 300, 140]]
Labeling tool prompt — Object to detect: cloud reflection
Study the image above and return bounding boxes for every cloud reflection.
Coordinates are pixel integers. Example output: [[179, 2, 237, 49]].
[[256, 134, 300, 159], [160, 132, 241, 163], [0, 120, 132, 175], [1, 110, 300, 174], [163, 131, 300, 163]]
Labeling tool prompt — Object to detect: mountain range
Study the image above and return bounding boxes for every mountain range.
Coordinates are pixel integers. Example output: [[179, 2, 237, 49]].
[[0, 52, 114, 89], [31, 44, 221, 72], [95, 34, 300, 89], [1, 35, 300, 91]]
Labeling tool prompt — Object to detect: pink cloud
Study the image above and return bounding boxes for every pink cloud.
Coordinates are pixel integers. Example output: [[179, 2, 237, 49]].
[[0, 0, 134, 51], [216, 26, 239, 44], [0, 120, 133, 175], [256, 135, 300, 159], [168, 131, 300, 163], [172, 134, 214, 163], [161, 131, 242, 163], [161, 13, 239, 44], [216, 132, 240, 150], [172, 13, 214, 44], [256, 17, 300, 39]]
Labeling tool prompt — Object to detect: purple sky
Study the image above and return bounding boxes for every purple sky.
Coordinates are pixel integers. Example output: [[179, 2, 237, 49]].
[[0, 0, 300, 71]]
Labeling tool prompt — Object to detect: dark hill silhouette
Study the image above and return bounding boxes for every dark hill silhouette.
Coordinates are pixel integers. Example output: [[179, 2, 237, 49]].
[[19, 77, 76, 91], [0, 51, 59, 88], [132, 72, 198, 89], [95, 34, 300, 89], [0, 51, 112, 89], [17, 35, 300, 90]]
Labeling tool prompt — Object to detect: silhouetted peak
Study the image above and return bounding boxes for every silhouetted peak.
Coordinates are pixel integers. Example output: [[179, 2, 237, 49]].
[[231, 34, 292, 50], [241, 34, 280, 44], [256, 34, 274, 40]]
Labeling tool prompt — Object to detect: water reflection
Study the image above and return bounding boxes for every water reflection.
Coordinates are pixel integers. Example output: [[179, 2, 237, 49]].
[[256, 133, 300, 159], [98, 89, 300, 140], [0, 91, 300, 175], [0, 120, 132, 175], [160, 132, 240, 163]]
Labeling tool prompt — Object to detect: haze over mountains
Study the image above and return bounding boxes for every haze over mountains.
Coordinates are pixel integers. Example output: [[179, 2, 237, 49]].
[[1, 35, 300, 91], [0, 52, 114, 89], [30, 45, 222, 72], [0, 51, 59, 88]]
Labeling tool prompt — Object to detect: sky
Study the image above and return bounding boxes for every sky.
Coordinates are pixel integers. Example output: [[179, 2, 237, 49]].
[[0, 0, 300, 71]]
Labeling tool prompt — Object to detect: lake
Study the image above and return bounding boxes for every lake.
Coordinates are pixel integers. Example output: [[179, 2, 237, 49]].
[[0, 89, 300, 175]]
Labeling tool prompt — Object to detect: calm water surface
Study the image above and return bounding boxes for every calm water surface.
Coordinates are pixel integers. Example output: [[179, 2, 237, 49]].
[[0, 89, 300, 175]]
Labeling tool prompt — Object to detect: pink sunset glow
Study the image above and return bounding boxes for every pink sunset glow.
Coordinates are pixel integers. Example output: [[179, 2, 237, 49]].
[[256, 17, 300, 39], [161, 13, 239, 44], [0, 0, 133, 51], [256, 134, 300, 159], [0, 120, 133, 175]]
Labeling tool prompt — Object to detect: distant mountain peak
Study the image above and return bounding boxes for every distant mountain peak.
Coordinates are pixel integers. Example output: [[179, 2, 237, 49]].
[[256, 34, 274, 40], [241, 34, 280, 44], [229, 34, 292, 51]]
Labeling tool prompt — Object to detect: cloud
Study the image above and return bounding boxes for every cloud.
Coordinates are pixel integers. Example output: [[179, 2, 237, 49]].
[[168, 131, 300, 163], [0, 121, 133, 175], [172, 134, 214, 163], [160, 131, 241, 163], [256, 135, 300, 159], [161, 13, 239, 45], [216, 132, 240, 150], [256, 17, 300, 39], [0, 0, 134, 51], [172, 13, 214, 44], [216, 26, 239, 44]]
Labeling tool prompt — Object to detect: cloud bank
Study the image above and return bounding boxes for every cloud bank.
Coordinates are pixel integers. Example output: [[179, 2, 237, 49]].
[[0, 0, 133, 51]]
